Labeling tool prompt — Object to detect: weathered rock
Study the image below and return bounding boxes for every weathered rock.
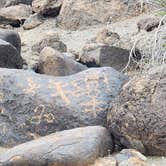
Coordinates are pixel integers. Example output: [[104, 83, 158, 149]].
[[0, 67, 127, 147], [115, 149, 150, 166], [0, 0, 32, 8], [0, 126, 113, 166], [107, 66, 166, 156], [79, 43, 141, 70], [23, 13, 44, 30], [0, 39, 23, 68], [90, 28, 121, 46], [37, 47, 87, 76], [0, 4, 32, 27], [137, 17, 163, 32], [32, 34, 67, 54], [0, 29, 21, 54], [57, 0, 147, 30], [32, 0, 62, 17]]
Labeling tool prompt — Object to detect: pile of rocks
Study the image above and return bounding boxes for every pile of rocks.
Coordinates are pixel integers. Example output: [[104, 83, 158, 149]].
[[0, 0, 165, 165]]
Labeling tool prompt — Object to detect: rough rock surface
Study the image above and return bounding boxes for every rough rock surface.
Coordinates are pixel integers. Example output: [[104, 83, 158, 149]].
[[0, 0, 32, 8], [107, 66, 166, 156], [90, 28, 121, 46], [37, 47, 87, 76], [0, 4, 32, 27], [0, 67, 127, 147], [32, 0, 62, 17], [0, 126, 113, 166], [58, 0, 147, 30], [32, 33, 67, 54], [0, 29, 21, 54], [0, 39, 23, 68], [23, 13, 44, 30], [79, 43, 141, 70]]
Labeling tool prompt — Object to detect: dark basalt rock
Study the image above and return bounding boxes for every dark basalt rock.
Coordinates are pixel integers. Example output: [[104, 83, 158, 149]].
[[0, 39, 23, 68], [0, 67, 127, 147], [0, 29, 21, 54], [107, 66, 166, 156]]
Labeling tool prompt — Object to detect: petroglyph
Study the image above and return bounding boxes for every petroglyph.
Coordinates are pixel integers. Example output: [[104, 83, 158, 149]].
[[23, 77, 40, 95], [30, 105, 55, 124], [0, 67, 127, 146], [48, 80, 70, 105]]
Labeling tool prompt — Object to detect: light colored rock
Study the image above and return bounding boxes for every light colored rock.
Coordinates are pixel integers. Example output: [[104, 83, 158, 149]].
[[37, 47, 87, 76], [0, 126, 113, 166], [0, 4, 32, 27]]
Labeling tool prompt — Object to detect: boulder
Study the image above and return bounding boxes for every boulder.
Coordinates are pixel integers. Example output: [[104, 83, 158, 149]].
[[107, 66, 166, 156], [79, 43, 141, 71], [0, 39, 23, 68], [0, 0, 32, 8], [32, 34, 67, 54], [0, 4, 32, 27], [0, 126, 113, 166], [32, 0, 62, 17], [90, 28, 121, 46], [37, 47, 87, 76], [137, 17, 163, 32], [57, 0, 147, 30], [0, 29, 21, 54], [23, 13, 44, 30], [0, 67, 127, 147]]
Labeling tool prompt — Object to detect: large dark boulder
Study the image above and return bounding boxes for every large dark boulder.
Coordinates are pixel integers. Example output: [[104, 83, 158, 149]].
[[0, 67, 127, 147], [0, 126, 113, 166], [0, 39, 23, 68], [107, 66, 166, 156], [37, 47, 87, 76], [0, 29, 21, 54]]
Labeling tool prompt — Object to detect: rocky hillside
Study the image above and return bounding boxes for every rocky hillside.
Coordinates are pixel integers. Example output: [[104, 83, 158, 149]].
[[0, 0, 165, 166]]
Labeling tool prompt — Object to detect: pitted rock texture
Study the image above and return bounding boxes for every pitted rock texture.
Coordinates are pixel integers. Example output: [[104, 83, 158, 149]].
[[0, 67, 127, 147], [0, 126, 113, 166], [107, 66, 166, 156]]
